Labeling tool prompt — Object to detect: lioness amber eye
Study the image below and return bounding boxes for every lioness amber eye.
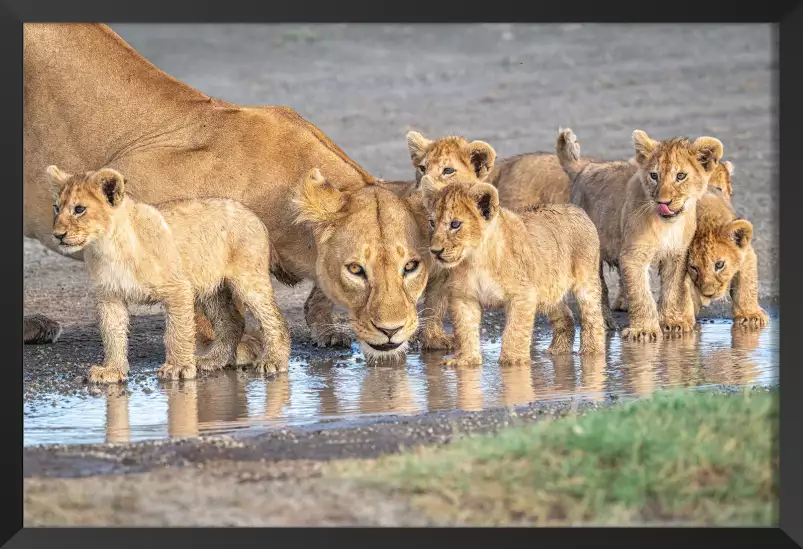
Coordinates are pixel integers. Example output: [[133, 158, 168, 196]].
[[714, 260, 725, 271], [450, 220, 462, 230], [443, 167, 455, 175], [404, 260, 420, 274], [347, 263, 366, 277], [676, 172, 687, 182], [74, 205, 86, 215], [649, 172, 659, 181]]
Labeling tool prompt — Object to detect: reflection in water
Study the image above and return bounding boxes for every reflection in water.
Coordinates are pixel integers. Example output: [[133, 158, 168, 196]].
[[23, 321, 779, 446]]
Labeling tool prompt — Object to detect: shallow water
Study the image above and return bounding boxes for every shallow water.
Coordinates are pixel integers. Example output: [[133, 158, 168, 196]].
[[24, 320, 778, 447]]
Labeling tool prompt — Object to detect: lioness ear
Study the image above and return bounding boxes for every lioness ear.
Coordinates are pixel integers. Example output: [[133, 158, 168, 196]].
[[693, 136, 724, 172], [466, 140, 496, 180], [632, 130, 658, 165], [294, 168, 346, 228], [45, 165, 71, 199], [729, 219, 753, 249], [470, 182, 500, 221], [406, 131, 432, 167], [94, 168, 126, 206]]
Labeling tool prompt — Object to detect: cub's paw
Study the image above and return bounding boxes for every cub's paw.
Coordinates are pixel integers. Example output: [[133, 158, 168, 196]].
[[252, 355, 290, 375], [661, 317, 697, 335], [419, 330, 454, 351], [621, 323, 661, 341], [88, 364, 128, 384], [440, 354, 482, 368], [310, 327, 352, 348], [499, 352, 531, 366], [733, 309, 769, 328], [157, 362, 197, 381]]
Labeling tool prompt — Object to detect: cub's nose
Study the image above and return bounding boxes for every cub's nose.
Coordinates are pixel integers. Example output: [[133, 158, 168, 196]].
[[430, 248, 444, 259], [372, 322, 403, 340], [53, 232, 67, 242]]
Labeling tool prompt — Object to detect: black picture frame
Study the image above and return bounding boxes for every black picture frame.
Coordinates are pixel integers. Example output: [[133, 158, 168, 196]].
[[4, 0, 800, 546]]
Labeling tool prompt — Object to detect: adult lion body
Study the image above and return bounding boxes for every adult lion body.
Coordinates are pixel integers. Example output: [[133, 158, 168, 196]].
[[23, 23, 448, 353]]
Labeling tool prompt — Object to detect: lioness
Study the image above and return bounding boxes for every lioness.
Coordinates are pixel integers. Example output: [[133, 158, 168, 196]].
[[25, 24, 448, 354], [562, 127, 724, 340], [293, 169, 431, 363], [421, 176, 606, 366], [48, 166, 290, 383]]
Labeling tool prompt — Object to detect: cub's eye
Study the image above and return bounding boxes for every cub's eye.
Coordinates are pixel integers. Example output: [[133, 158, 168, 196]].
[[346, 263, 366, 277], [714, 260, 725, 271], [649, 172, 659, 182], [428, 219, 435, 229], [442, 167, 455, 175], [74, 205, 86, 215], [403, 260, 420, 275], [676, 172, 687, 182], [417, 165, 426, 174], [450, 220, 462, 230], [53, 204, 60, 214]]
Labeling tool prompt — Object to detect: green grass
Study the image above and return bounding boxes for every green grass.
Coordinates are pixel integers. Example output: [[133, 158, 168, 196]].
[[333, 389, 778, 526]]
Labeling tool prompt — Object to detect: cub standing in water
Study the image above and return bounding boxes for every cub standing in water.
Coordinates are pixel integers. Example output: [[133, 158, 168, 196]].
[[47, 166, 290, 383], [420, 175, 606, 367], [562, 129, 725, 340]]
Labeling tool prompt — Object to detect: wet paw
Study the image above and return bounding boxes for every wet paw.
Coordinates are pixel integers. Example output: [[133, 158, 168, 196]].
[[440, 354, 482, 368], [733, 309, 769, 328], [87, 364, 128, 384], [547, 334, 574, 354], [157, 362, 197, 381], [252, 355, 289, 375], [621, 324, 661, 341], [498, 352, 531, 366], [661, 317, 697, 335], [310, 327, 352, 348], [23, 314, 63, 344], [196, 355, 228, 373], [420, 330, 454, 351]]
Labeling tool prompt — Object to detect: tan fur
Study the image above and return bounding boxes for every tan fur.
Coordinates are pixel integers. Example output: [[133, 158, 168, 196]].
[[421, 177, 606, 367], [406, 131, 496, 190], [292, 168, 431, 363], [562, 128, 724, 340], [687, 190, 768, 326], [48, 166, 290, 383], [25, 24, 445, 351]]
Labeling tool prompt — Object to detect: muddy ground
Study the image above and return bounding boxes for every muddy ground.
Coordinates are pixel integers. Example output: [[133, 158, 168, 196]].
[[23, 24, 776, 525]]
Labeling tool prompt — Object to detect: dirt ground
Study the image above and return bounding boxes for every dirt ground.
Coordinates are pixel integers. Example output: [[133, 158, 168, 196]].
[[23, 23, 777, 526]]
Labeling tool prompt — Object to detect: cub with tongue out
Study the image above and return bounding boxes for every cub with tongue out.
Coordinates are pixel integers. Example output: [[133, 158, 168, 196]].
[[563, 128, 724, 341]]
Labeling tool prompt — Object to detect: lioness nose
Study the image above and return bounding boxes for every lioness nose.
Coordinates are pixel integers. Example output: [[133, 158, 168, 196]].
[[430, 248, 444, 259], [372, 322, 403, 339], [53, 232, 67, 242]]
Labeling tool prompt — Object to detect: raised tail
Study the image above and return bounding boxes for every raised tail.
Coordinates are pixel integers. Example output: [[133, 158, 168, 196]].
[[556, 127, 585, 183]]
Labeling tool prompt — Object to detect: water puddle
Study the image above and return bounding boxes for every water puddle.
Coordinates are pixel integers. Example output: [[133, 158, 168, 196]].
[[24, 320, 778, 447]]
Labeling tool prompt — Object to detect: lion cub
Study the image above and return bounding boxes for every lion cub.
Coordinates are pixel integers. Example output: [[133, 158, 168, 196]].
[[47, 166, 290, 383], [421, 176, 606, 366], [561, 128, 724, 341]]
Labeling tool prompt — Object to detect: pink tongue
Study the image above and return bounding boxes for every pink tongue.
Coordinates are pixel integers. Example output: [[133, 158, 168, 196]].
[[657, 203, 674, 216]]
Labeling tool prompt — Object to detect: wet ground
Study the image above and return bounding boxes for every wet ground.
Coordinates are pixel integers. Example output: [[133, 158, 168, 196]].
[[23, 23, 778, 525]]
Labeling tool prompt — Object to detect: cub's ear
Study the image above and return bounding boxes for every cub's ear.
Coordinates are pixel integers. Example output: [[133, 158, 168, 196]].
[[469, 182, 500, 221], [45, 165, 72, 199], [466, 140, 496, 181], [728, 219, 753, 249], [420, 175, 442, 212], [293, 168, 347, 235], [406, 131, 432, 168], [94, 168, 126, 206], [632, 130, 659, 166], [692, 136, 725, 172]]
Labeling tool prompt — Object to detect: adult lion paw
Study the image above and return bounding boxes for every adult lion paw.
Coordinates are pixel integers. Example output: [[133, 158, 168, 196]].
[[157, 362, 197, 381], [733, 308, 769, 328], [440, 354, 482, 368], [621, 323, 661, 341], [87, 364, 128, 384]]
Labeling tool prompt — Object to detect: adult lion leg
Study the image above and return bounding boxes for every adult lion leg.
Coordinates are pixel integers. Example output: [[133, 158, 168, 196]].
[[620, 247, 661, 341], [658, 253, 696, 334], [23, 314, 62, 344], [304, 284, 351, 348], [418, 269, 454, 350], [730, 247, 769, 327]]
